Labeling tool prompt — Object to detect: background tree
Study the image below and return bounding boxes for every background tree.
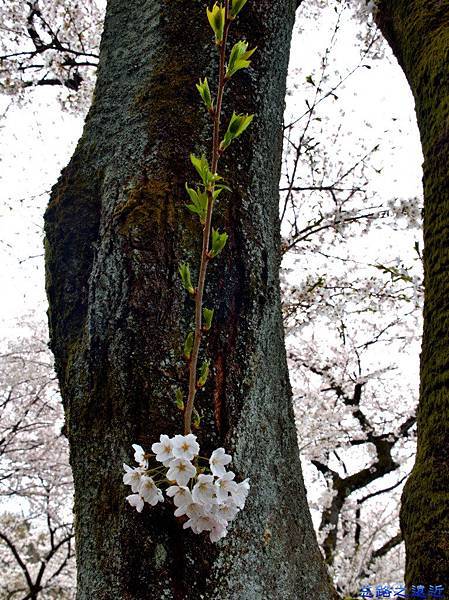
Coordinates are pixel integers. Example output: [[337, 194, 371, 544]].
[[280, 2, 422, 594], [374, 0, 449, 588], [0, 321, 74, 599], [0, 0, 101, 111]]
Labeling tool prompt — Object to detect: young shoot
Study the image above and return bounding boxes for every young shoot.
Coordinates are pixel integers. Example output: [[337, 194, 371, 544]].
[[124, 0, 254, 544]]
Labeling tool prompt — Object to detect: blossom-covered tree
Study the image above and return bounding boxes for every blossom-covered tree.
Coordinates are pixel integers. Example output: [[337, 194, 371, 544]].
[[281, 2, 422, 593], [0, 322, 75, 599], [0, 0, 101, 111]]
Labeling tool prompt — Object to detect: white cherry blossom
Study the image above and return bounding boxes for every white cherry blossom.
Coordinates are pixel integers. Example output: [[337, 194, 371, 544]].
[[124, 441, 249, 543], [166, 485, 193, 508], [192, 474, 216, 505], [122, 463, 144, 493], [166, 458, 196, 486], [213, 498, 239, 522], [132, 444, 148, 468], [139, 476, 163, 506], [186, 502, 206, 519], [172, 434, 200, 461], [209, 447, 232, 477], [215, 471, 238, 502], [209, 522, 228, 543], [181, 503, 211, 532], [151, 434, 174, 465], [184, 513, 217, 534], [231, 478, 250, 509], [174, 500, 205, 519], [126, 494, 144, 513]]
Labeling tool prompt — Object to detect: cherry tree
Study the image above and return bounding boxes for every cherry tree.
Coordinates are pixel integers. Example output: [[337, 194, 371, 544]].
[[280, 0, 422, 594], [0, 320, 75, 599], [0, 0, 101, 111]]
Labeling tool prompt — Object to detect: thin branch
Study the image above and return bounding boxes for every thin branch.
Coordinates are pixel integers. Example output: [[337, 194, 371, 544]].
[[0, 532, 35, 594]]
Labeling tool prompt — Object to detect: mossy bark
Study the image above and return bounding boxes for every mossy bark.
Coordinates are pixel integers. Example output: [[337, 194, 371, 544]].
[[376, 0, 449, 588], [44, 0, 334, 598]]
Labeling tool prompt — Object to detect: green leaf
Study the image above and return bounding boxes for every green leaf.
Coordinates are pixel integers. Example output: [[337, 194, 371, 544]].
[[175, 388, 184, 411], [185, 183, 208, 224], [190, 154, 222, 187], [179, 262, 195, 295], [220, 112, 254, 150], [206, 3, 225, 42], [192, 408, 202, 429], [190, 153, 210, 184], [203, 307, 214, 331], [226, 41, 256, 79], [209, 228, 228, 258], [230, 0, 248, 18], [213, 183, 231, 201], [196, 77, 213, 110], [184, 332, 194, 360], [197, 359, 210, 388]]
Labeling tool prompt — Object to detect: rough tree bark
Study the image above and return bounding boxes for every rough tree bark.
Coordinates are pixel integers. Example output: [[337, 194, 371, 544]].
[[44, 0, 334, 598], [375, 0, 449, 588]]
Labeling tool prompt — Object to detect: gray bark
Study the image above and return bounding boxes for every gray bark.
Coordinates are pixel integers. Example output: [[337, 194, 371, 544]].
[[44, 0, 334, 598]]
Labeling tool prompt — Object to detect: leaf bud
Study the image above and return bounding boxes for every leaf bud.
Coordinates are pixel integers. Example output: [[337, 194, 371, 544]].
[[184, 332, 194, 361], [192, 408, 202, 430], [206, 3, 225, 42], [175, 388, 185, 411], [197, 359, 210, 388], [220, 112, 254, 150], [226, 41, 256, 79], [196, 77, 213, 110], [209, 228, 228, 258], [202, 307, 214, 331], [179, 262, 195, 296]]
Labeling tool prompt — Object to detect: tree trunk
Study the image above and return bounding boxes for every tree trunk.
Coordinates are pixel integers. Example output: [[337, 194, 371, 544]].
[[44, 0, 334, 598], [375, 0, 449, 588]]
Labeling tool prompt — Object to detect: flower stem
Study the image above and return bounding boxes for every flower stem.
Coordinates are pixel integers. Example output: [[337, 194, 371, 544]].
[[184, 0, 231, 435]]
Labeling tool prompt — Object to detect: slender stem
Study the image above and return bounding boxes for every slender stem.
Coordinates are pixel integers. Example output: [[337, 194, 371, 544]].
[[184, 1, 231, 435]]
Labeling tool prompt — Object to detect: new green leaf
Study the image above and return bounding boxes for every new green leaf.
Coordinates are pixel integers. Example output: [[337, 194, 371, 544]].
[[220, 112, 254, 150], [226, 41, 256, 79], [214, 183, 232, 200], [184, 332, 194, 360], [175, 388, 184, 411], [230, 0, 248, 18], [190, 154, 222, 187], [179, 262, 195, 295], [192, 408, 202, 429], [203, 307, 214, 331], [206, 3, 225, 42], [190, 153, 210, 184], [196, 77, 213, 110], [209, 228, 228, 258], [197, 359, 210, 388], [185, 183, 208, 224]]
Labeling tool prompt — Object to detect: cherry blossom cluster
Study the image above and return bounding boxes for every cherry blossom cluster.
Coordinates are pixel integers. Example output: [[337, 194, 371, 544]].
[[123, 433, 249, 543]]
